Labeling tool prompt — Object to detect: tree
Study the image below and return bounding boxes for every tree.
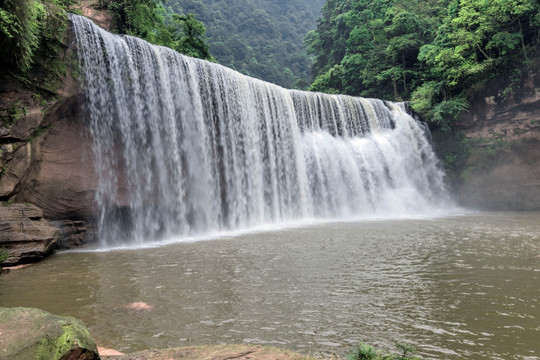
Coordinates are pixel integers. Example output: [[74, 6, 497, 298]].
[[306, 0, 540, 130], [413, 0, 540, 130], [169, 14, 213, 60], [103, 0, 213, 61]]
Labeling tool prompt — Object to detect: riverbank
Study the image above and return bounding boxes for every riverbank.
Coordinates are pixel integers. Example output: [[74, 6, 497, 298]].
[[100, 344, 314, 360]]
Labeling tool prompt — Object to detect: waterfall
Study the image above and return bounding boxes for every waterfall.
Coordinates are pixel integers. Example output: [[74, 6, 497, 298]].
[[71, 15, 451, 246]]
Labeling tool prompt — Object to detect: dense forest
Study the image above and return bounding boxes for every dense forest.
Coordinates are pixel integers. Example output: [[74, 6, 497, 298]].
[[0, 0, 214, 81], [1, 0, 324, 88], [101, 0, 214, 60], [306, 0, 540, 131], [164, 0, 325, 88], [3, 0, 539, 126]]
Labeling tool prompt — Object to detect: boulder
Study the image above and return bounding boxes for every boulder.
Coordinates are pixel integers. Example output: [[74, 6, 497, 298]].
[[0, 307, 99, 360], [0, 203, 58, 265]]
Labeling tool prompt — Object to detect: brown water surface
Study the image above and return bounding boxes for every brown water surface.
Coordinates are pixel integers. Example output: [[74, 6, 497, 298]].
[[1, 212, 539, 359]]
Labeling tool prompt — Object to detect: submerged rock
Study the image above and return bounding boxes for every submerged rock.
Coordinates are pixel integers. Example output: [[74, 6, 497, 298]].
[[98, 347, 125, 356], [122, 302, 154, 311], [0, 307, 99, 360], [0, 203, 58, 266]]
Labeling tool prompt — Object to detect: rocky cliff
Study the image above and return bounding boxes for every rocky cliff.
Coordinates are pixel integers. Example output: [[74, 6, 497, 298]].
[[450, 57, 540, 210], [0, 14, 99, 250]]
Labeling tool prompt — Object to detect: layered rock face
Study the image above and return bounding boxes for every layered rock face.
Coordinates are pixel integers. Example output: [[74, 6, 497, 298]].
[[0, 203, 58, 265], [455, 58, 540, 210]]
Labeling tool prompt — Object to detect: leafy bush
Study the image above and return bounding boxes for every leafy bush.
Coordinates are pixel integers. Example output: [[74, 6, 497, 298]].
[[0, 0, 46, 74], [102, 0, 214, 61], [346, 343, 420, 360]]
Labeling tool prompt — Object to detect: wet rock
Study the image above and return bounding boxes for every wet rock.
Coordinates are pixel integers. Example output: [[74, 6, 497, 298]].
[[55, 220, 94, 249], [0, 203, 58, 265], [122, 302, 154, 311], [0, 307, 99, 360]]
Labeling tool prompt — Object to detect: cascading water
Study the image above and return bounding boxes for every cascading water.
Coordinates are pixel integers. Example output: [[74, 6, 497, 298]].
[[71, 15, 451, 246]]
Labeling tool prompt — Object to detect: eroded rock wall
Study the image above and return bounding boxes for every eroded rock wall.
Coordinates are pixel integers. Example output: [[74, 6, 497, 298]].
[[0, 19, 98, 249], [454, 58, 540, 210]]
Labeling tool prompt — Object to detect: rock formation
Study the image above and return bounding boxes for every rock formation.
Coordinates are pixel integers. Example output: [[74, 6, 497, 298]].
[[454, 57, 540, 210], [0, 19, 99, 249], [0, 307, 99, 360], [0, 203, 58, 266]]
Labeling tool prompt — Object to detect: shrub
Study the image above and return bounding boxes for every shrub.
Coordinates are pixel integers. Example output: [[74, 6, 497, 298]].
[[0, 247, 9, 266], [0, 0, 46, 74], [346, 343, 420, 360]]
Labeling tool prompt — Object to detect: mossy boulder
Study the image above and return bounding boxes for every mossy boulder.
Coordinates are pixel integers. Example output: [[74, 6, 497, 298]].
[[0, 307, 99, 360]]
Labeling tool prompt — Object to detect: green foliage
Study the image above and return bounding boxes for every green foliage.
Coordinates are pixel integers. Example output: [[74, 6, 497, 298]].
[[165, 0, 326, 88], [0, 101, 27, 127], [102, 0, 214, 61], [346, 342, 420, 360], [307, 0, 540, 131], [306, 0, 448, 99], [0, 247, 9, 266], [0, 0, 46, 73], [29, 125, 51, 142], [0, 0, 73, 97], [104, 0, 164, 40], [166, 14, 212, 60]]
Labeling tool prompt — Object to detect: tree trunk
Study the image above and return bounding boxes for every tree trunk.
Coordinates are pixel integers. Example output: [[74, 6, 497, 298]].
[[518, 18, 530, 62], [476, 43, 491, 62], [402, 54, 407, 92]]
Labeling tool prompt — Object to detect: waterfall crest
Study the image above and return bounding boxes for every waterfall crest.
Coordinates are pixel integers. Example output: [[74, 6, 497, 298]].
[[71, 15, 451, 246]]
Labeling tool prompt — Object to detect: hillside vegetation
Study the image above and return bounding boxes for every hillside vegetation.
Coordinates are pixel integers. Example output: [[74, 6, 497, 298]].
[[306, 0, 540, 130], [165, 0, 325, 88], [0, 0, 214, 81]]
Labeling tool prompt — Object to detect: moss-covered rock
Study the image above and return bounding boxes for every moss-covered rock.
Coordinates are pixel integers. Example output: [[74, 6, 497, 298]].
[[0, 307, 99, 360]]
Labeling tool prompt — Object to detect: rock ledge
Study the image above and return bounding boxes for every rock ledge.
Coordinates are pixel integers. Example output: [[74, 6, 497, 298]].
[[0, 203, 58, 265]]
